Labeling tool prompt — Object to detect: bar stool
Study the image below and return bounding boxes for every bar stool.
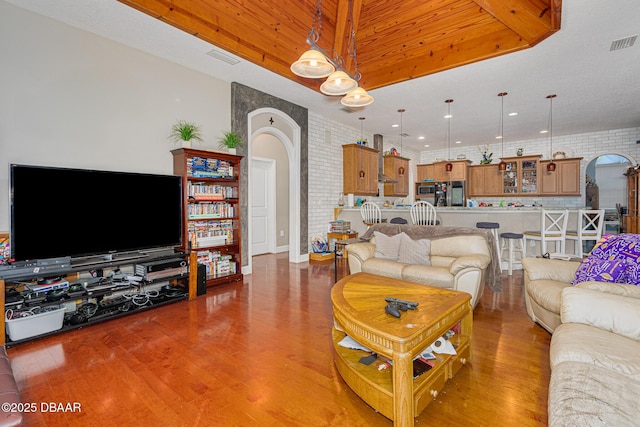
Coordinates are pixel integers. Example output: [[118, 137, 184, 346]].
[[476, 222, 502, 271], [500, 232, 526, 276]]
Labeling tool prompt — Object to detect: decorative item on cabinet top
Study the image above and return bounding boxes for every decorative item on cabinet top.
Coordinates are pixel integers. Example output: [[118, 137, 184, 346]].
[[169, 119, 203, 148], [218, 130, 242, 155]]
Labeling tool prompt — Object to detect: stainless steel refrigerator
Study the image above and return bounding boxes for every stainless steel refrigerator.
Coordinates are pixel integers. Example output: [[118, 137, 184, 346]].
[[434, 181, 465, 206]]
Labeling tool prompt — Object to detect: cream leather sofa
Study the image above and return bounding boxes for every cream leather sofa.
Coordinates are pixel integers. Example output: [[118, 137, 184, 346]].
[[346, 224, 500, 309], [522, 257, 579, 333], [548, 284, 640, 426]]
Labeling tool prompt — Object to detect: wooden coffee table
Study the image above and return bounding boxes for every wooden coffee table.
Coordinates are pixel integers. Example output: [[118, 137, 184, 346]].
[[331, 272, 473, 427]]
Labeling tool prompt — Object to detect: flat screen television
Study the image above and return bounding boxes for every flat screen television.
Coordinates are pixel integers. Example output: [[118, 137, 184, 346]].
[[10, 164, 183, 262]]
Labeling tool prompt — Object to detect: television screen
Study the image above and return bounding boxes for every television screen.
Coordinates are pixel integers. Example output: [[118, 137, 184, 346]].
[[10, 164, 182, 262]]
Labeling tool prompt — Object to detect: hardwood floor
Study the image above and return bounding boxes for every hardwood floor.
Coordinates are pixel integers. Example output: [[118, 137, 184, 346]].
[[8, 254, 550, 426]]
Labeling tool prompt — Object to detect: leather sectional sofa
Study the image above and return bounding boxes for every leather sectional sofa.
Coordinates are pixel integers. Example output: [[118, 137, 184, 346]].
[[549, 285, 640, 425], [523, 254, 640, 425]]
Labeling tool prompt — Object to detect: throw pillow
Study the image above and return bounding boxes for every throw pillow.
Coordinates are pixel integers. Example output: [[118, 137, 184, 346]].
[[373, 231, 403, 260], [588, 234, 640, 285], [571, 257, 628, 285], [397, 232, 431, 266]]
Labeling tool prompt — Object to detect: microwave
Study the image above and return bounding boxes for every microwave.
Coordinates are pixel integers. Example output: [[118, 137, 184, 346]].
[[417, 183, 435, 196]]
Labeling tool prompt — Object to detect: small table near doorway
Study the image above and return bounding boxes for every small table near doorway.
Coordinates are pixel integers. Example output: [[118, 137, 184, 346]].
[[331, 273, 473, 426], [330, 232, 358, 282]]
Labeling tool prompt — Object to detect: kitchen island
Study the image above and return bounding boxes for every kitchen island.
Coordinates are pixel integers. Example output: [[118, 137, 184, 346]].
[[335, 206, 585, 259]]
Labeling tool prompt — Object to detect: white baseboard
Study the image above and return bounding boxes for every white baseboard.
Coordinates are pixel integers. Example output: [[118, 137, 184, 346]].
[[276, 245, 289, 253]]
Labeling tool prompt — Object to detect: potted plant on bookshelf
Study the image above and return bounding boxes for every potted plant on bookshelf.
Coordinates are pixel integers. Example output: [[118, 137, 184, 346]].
[[218, 130, 242, 154], [169, 120, 203, 148]]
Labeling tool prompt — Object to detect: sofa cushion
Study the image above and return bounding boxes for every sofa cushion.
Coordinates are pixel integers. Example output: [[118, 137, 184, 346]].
[[373, 231, 402, 260], [561, 287, 640, 342], [362, 258, 407, 279], [397, 233, 431, 266], [571, 257, 628, 285], [401, 265, 453, 288], [576, 281, 640, 299], [525, 279, 567, 315], [551, 323, 640, 381], [549, 361, 640, 427]]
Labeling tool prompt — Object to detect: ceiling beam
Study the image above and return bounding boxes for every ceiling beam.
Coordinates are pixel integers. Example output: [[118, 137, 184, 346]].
[[470, 0, 562, 45]]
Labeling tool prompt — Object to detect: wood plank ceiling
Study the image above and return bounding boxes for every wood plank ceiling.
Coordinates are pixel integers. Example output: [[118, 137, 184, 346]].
[[118, 0, 562, 92]]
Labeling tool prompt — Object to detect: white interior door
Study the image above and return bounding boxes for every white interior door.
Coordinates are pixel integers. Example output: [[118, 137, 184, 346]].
[[251, 158, 276, 255]]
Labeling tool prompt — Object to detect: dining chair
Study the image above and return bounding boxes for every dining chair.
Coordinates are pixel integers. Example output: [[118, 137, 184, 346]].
[[360, 202, 382, 228], [523, 209, 569, 256], [565, 209, 605, 257], [410, 201, 438, 226]]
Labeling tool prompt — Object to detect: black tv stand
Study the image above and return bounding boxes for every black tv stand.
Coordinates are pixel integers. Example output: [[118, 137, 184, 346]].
[[1, 250, 196, 347], [71, 248, 177, 269]]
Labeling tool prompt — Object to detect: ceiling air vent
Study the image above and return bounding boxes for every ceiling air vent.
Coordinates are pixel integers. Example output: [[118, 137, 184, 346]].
[[610, 35, 637, 51], [206, 48, 240, 65]]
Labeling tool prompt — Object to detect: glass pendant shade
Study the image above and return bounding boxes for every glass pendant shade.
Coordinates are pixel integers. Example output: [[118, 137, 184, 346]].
[[445, 162, 453, 172], [320, 70, 358, 95], [498, 160, 507, 171], [547, 162, 557, 172], [290, 49, 335, 78], [341, 87, 374, 107]]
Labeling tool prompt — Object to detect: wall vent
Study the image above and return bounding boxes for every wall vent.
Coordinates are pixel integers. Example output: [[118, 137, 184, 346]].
[[206, 49, 241, 65], [610, 35, 637, 51]]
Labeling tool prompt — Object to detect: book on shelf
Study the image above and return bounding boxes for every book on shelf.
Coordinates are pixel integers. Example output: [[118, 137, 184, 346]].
[[196, 250, 238, 278], [187, 157, 235, 179]]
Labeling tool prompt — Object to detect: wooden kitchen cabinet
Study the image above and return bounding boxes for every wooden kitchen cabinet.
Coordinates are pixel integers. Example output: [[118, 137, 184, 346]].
[[383, 155, 410, 196], [501, 155, 541, 195], [343, 144, 379, 196], [539, 158, 582, 196], [468, 164, 503, 196], [417, 164, 435, 182], [433, 160, 470, 181], [624, 167, 639, 233]]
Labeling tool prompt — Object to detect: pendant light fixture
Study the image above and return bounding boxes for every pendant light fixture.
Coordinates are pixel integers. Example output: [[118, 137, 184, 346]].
[[398, 109, 405, 175], [340, 0, 373, 107], [291, 0, 373, 107], [341, 87, 374, 107], [357, 116, 366, 145], [546, 94, 557, 172], [445, 99, 454, 172], [498, 92, 508, 171], [320, 70, 357, 95], [290, 0, 334, 78]]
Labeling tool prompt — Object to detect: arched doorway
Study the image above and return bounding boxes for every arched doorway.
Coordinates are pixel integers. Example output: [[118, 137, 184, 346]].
[[246, 108, 303, 274], [584, 152, 635, 234]]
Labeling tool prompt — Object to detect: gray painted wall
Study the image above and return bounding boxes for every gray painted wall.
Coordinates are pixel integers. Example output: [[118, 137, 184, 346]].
[[230, 83, 308, 266]]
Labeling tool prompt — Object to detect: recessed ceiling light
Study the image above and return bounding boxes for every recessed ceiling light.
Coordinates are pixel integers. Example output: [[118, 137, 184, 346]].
[[418, 136, 425, 140], [455, 141, 461, 144], [424, 144, 430, 147], [508, 112, 518, 116], [392, 124, 399, 128], [540, 130, 548, 134], [496, 136, 502, 139], [444, 114, 452, 119]]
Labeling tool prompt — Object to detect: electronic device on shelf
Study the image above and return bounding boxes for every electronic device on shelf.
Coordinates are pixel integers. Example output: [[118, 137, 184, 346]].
[[135, 257, 188, 281], [0, 257, 71, 280]]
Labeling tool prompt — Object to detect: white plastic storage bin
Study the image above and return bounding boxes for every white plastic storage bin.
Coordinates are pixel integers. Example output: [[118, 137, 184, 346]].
[[5, 305, 66, 341]]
